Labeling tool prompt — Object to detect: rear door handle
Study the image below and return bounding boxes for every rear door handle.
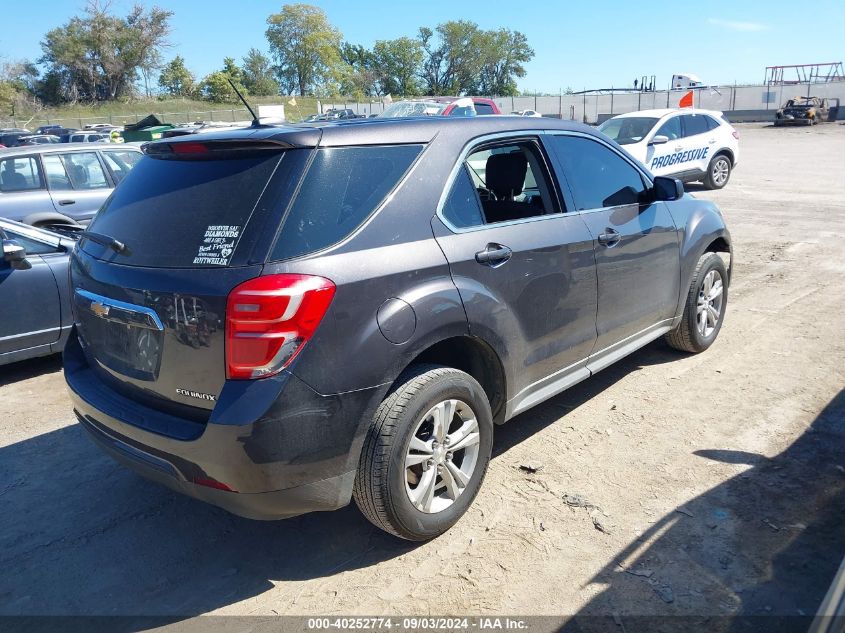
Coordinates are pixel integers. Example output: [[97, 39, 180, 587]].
[[598, 229, 621, 247], [475, 243, 512, 267], [58, 199, 76, 206], [674, 146, 683, 152]]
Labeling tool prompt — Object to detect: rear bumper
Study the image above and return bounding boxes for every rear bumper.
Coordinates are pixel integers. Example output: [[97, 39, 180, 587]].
[[64, 330, 378, 520], [77, 412, 354, 519]]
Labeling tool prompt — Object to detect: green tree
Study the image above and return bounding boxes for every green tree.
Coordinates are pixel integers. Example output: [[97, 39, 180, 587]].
[[222, 57, 243, 84], [418, 21, 534, 96], [265, 4, 342, 96], [158, 55, 194, 97], [471, 29, 533, 96], [241, 49, 279, 96], [373, 37, 422, 96], [419, 21, 484, 95], [337, 42, 377, 97], [38, 1, 172, 103], [0, 60, 41, 117], [199, 71, 239, 102], [199, 58, 248, 102]]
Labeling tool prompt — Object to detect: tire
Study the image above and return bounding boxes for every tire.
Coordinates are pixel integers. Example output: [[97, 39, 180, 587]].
[[353, 364, 494, 541], [703, 153, 732, 189], [665, 253, 728, 353]]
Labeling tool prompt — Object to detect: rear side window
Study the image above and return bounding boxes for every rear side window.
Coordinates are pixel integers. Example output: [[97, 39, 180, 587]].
[[271, 145, 421, 261], [101, 150, 142, 184], [682, 114, 709, 137], [705, 116, 721, 131], [85, 152, 287, 267], [442, 166, 485, 229], [475, 103, 495, 115]]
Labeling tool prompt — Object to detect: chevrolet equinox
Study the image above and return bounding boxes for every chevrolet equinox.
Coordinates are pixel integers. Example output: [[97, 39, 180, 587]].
[[65, 117, 732, 540]]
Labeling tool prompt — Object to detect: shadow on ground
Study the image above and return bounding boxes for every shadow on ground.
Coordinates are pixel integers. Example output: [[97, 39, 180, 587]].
[[0, 341, 680, 619], [0, 353, 62, 387], [563, 389, 845, 633], [3, 343, 841, 630]]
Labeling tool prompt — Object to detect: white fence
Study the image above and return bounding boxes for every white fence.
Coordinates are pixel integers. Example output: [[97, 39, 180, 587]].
[[322, 82, 845, 124]]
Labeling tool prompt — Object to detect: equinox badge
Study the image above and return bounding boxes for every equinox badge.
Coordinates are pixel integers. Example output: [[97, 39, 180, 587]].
[[176, 388, 217, 402]]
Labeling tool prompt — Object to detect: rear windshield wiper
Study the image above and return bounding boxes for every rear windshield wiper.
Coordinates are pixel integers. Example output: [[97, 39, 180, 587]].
[[78, 231, 131, 256]]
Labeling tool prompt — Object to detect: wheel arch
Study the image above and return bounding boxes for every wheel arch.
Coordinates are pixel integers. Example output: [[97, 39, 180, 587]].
[[21, 211, 80, 228], [713, 147, 734, 166], [673, 206, 733, 325], [395, 335, 507, 425]]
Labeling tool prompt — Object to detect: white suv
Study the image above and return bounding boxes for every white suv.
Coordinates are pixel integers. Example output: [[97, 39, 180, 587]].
[[598, 108, 740, 189]]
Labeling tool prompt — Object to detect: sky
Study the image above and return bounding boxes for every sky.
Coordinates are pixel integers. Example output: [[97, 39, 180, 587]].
[[1, 0, 844, 92]]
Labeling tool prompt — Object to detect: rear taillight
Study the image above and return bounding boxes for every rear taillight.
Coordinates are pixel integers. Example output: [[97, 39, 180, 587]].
[[226, 274, 336, 380]]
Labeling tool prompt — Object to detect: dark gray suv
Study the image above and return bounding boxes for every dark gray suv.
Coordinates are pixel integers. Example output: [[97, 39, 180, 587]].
[[64, 117, 732, 540]]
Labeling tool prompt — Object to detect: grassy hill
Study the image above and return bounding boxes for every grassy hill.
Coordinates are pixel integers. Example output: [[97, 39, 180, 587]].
[[1, 95, 333, 129]]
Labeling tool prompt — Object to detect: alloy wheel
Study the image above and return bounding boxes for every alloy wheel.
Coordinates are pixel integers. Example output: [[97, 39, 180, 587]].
[[404, 399, 481, 514], [697, 269, 724, 337]]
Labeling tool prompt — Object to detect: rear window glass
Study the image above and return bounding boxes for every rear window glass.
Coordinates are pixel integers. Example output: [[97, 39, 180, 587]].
[[271, 144, 422, 261], [83, 152, 285, 267]]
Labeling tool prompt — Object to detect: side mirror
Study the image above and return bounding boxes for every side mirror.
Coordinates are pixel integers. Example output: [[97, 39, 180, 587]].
[[2, 239, 31, 271], [648, 135, 669, 146], [653, 176, 684, 202]]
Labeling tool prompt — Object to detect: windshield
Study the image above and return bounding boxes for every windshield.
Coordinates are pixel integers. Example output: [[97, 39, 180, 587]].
[[598, 117, 659, 145], [379, 101, 448, 118]]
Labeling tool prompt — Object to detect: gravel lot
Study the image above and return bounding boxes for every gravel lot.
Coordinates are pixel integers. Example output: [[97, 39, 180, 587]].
[[1, 123, 843, 626]]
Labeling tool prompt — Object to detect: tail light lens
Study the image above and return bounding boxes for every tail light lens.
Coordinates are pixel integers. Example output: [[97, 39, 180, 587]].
[[226, 274, 335, 380]]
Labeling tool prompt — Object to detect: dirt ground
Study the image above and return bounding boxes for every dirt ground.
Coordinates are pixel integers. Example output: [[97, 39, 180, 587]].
[[1, 123, 844, 627]]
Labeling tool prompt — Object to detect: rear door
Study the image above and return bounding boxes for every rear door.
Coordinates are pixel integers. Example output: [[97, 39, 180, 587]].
[[432, 135, 598, 413], [44, 150, 113, 223], [545, 133, 680, 362], [0, 225, 62, 353], [0, 154, 50, 223], [678, 113, 715, 174]]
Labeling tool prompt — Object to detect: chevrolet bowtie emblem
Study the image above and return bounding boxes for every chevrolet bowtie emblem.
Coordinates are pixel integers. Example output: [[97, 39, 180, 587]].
[[90, 301, 110, 318]]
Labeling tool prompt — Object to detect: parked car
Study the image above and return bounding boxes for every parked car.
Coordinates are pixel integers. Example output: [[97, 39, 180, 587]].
[[83, 123, 122, 132], [68, 132, 111, 143], [380, 97, 502, 118], [35, 124, 63, 135], [64, 116, 732, 541], [597, 108, 740, 189], [0, 131, 31, 148], [1, 218, 77, 366], [511, 109, 542, 117], [0, 144, 143, 227], [16, 134, 61, 146], [775, 96, 830, 125], [323, 108, 364, 120]]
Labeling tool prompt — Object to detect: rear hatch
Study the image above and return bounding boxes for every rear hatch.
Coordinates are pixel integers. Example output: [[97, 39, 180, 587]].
[[71, 135, 315, 418]]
